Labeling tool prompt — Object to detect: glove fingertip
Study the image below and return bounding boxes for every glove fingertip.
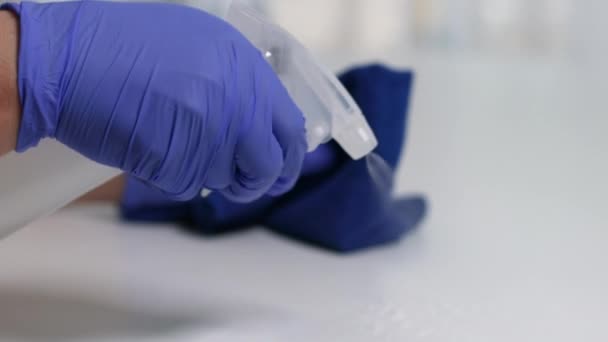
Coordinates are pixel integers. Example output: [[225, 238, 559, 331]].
[[221, 133, 284, 203]]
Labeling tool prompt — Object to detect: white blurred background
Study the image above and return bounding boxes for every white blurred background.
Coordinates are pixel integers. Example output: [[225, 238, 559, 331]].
[[176, 0, 607, 65], [1, 1, 607, 341]]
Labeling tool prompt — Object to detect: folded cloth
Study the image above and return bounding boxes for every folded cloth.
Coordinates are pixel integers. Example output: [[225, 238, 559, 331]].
[[121, 64, 427, 252]]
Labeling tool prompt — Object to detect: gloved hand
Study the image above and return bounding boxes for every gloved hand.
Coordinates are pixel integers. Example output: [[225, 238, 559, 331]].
[[121, 65, 427, 253], [2, 1, 307, 202]]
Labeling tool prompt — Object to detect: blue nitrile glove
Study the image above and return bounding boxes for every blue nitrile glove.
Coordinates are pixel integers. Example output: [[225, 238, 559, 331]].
[[121, 65, 427, 252], [2, 1, 307, 202]]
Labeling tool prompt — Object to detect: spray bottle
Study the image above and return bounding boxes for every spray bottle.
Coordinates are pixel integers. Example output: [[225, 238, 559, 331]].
[[0, 1, 377, 238]]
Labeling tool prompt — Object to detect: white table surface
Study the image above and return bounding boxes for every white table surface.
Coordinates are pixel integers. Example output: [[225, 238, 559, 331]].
[[1, 55, 607, 341]]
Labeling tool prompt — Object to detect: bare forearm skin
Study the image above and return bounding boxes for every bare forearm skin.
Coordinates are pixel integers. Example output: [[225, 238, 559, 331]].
[[0, 9, 20, 156]]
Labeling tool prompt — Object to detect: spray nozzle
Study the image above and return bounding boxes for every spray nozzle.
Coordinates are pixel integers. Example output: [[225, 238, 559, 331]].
[[226, 2, 378, 160]]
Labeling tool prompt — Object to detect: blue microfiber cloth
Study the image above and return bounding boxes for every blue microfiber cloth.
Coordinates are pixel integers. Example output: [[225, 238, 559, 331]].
[[121, 64, 427, 252]]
